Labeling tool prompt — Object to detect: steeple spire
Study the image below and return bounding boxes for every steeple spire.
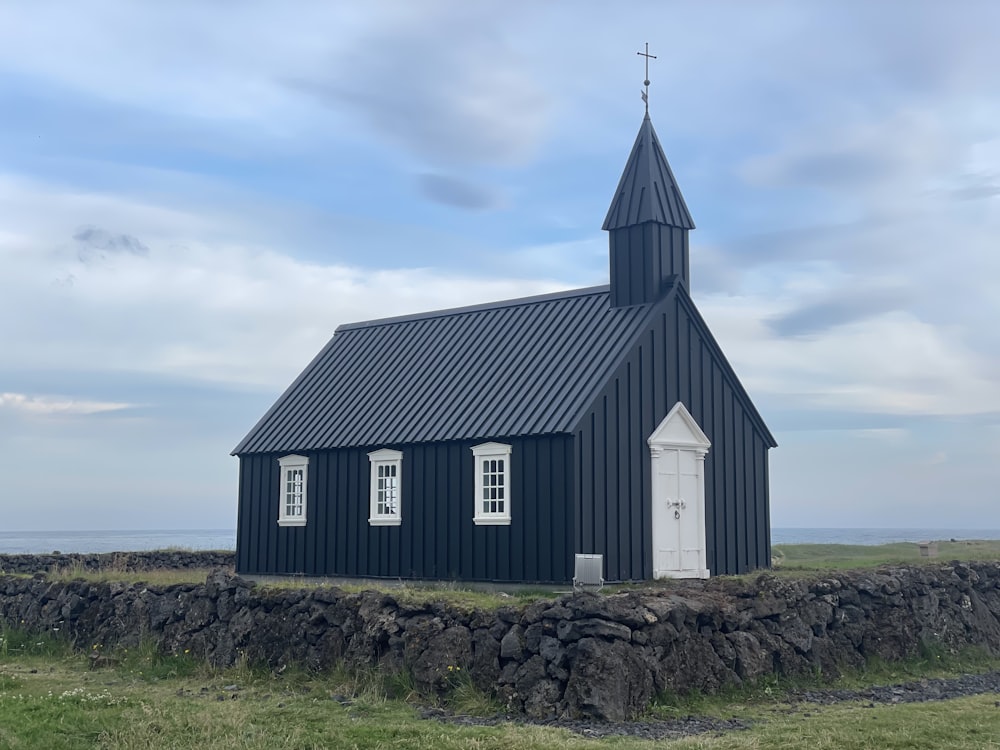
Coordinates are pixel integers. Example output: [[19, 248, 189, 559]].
[[603, 58, 696, 306], [602, 115, 695, 231], [637, 42, 656, 114]]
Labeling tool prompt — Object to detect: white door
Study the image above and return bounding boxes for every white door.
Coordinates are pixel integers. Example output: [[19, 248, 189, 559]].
[[652, 447, 706, 577], [649, 403, 710, 579]]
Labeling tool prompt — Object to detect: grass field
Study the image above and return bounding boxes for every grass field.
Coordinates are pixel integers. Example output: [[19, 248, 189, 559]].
[[772, 539, 1000, 570], [2, 627, 1000, 749]]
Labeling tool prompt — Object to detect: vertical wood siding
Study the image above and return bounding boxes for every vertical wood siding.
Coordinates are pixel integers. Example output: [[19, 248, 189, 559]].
[[574, 292, 771, 580], [236, 434, 575, 583], [609, 225, 690, 306]]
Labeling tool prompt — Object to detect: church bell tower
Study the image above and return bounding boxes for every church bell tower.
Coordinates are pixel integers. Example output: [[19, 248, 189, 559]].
[[603, 45, 695, 307]]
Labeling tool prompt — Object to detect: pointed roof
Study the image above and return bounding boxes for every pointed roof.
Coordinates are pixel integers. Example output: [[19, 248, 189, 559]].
[[603, 113, 695, 231], [233, 279, 776, 454], [233, 286, 659, 454]]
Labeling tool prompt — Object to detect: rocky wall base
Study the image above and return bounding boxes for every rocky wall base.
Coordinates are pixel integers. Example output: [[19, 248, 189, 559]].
[[2, 562, 999, 720]]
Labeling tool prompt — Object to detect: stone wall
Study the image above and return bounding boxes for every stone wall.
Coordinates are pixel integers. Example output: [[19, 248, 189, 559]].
[[0, 550, 235, 575], [2, 561, 1000, 720]]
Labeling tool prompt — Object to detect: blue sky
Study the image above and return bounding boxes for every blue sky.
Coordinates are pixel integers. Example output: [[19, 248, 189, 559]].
[[2, 0, 999, 532]]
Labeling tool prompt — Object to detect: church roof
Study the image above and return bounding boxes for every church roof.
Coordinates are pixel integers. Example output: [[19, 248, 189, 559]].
[[233, 285, 660, 454], [603, 113, 695, 231]]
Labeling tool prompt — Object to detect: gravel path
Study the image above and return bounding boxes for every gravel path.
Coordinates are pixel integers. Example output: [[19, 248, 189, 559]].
[[419, 707, 751, 741], [421, 671, 1000, 740], [790, 670, 1000, 706]]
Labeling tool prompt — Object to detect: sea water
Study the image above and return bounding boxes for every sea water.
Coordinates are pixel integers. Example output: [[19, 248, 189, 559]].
[[0, 529, 236, 554], [1, 528, 999, 555], [770, 528, 1000, 546]]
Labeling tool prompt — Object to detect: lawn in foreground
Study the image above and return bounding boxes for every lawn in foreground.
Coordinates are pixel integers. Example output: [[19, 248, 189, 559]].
[[2, 648, 1000, 750]]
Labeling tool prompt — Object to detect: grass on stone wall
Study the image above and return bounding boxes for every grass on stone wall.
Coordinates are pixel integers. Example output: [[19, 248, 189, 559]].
[[45, 563, 222, 586], [257, 578, 560, 611], [14, 539, 1000, 612], [345, 582, 559, 611]]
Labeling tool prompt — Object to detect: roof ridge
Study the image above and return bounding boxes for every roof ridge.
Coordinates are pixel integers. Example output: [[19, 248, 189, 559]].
[[336, 284, 612, 332]]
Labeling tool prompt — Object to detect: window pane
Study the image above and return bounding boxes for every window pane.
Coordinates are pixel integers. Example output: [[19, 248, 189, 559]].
[[474, 449, 510, 518], [373, 460, 401, 517]]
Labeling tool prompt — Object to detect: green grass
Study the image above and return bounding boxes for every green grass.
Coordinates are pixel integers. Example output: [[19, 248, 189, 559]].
[[669, 696, 1000, 750], [372, 584, 556, 611], [2, 629, 1000, 749], [46, 564, 220, 586], [0, 624, 73, 659], [651, 644, 1000, 720], [0, 649, 599, 750], [258, 579, 559, 612], [650, 645, 1000, 749], [772, 539, 1000, 570]]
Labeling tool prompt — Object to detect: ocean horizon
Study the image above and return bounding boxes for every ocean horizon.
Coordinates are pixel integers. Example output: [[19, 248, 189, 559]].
[[1, 527, 1000, 555], [0, 529, 237, 555]]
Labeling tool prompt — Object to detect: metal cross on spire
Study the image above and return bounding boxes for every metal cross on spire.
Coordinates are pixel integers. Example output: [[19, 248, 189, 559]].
[[637, 42, 657, 113]]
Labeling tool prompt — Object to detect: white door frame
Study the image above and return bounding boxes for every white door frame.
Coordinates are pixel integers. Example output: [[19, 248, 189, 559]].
[[648, 402, 710, 579]]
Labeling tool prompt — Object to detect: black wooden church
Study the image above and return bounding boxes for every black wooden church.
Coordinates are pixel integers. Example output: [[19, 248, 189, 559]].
[[233, 104, 777, 583]]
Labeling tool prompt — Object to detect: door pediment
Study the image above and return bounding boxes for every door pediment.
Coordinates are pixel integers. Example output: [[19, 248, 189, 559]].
[[648, 402, 710, 449]]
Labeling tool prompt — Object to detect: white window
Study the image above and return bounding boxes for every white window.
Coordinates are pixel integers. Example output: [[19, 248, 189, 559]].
[[277, 454, 308, 526], [368, 449, 403, 526], [472, 442, 512, 525]]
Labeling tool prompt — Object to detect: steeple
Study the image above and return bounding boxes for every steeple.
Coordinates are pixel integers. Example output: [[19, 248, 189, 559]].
[[603, 88, 695, 305], [603, 113, 695, 232]]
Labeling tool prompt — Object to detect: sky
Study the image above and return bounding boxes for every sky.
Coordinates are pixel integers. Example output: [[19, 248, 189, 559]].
[[2, 0, 999, 533]]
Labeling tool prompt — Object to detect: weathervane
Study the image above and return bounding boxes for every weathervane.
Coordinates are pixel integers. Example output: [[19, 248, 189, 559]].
[[637, 42, 656, 113]]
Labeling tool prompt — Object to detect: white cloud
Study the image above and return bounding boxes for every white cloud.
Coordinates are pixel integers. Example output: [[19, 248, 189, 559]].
[[0, 2, 358, 127], [701, 294, 1000, 419], [0, 1, 553, 164], [282, 2, 552, 167], [739, 109, 955, 200], [0, 174, 564, 390], [0, 393, 131, 416], [852, 428, 909, 443]]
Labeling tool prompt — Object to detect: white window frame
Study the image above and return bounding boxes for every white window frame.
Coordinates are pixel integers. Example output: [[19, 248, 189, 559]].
[[368, 448, 403, 526], [472, 442, 512, 525], [277, 454, 308, 526]]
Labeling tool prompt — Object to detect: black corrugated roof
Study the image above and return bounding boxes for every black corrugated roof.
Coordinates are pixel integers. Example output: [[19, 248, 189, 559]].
[[233, 286, 657, 454], [603, 113, 695, 231]]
